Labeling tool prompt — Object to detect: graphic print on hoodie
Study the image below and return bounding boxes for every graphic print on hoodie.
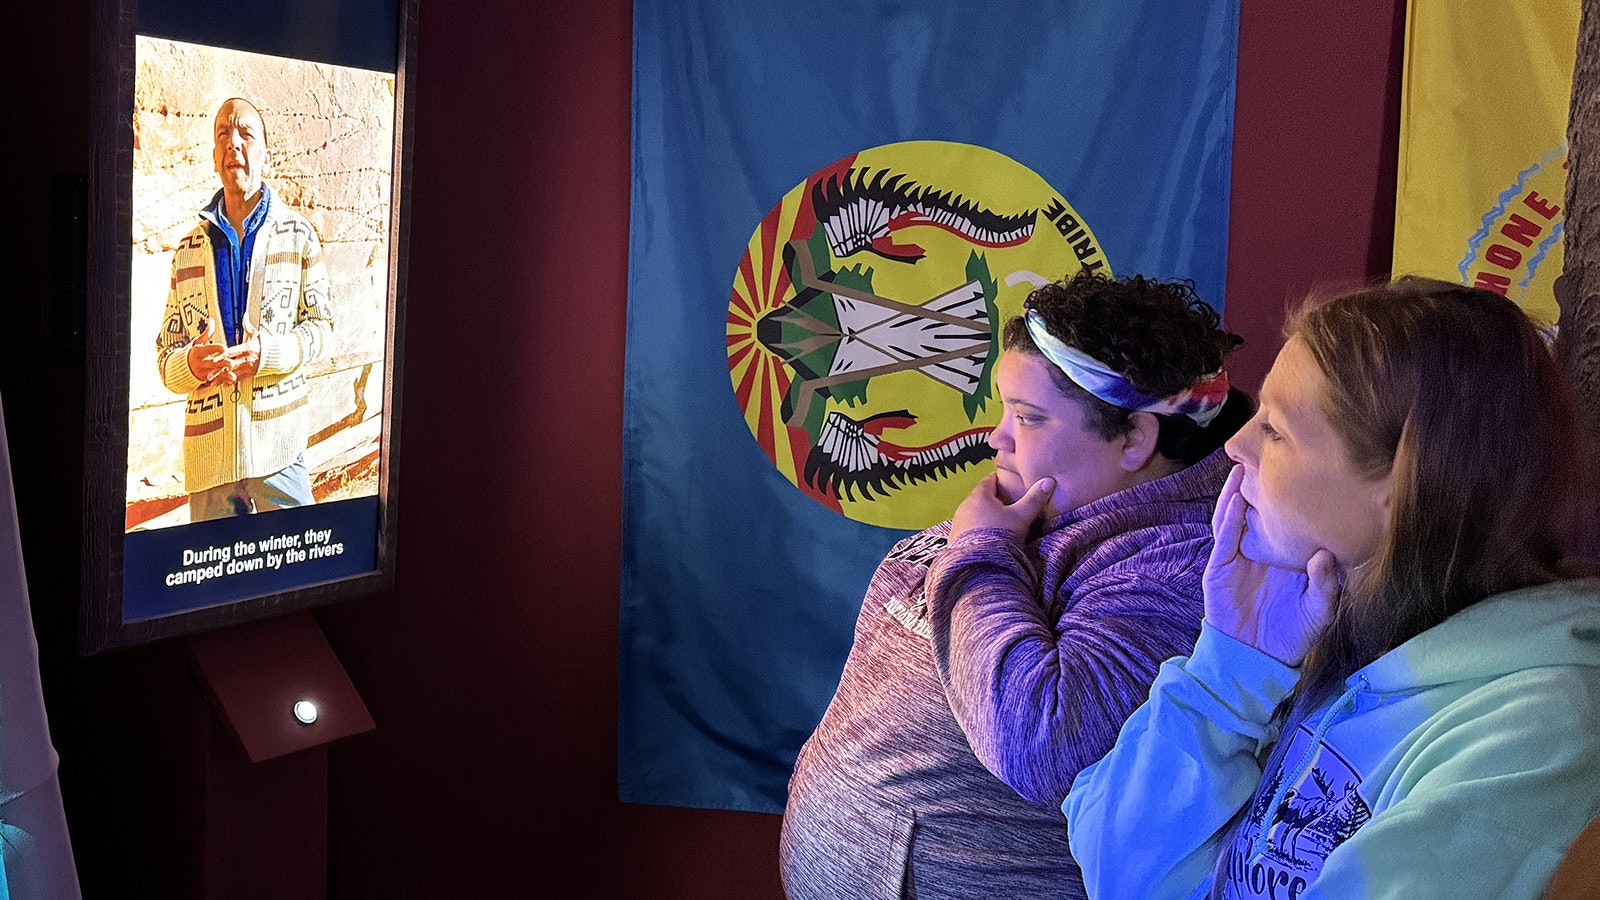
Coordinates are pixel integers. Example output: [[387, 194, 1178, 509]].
[[1220, 722, 1374, 900]]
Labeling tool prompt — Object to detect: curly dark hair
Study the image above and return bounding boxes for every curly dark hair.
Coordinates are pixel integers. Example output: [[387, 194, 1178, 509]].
[[1002, 270, 1250, 464]]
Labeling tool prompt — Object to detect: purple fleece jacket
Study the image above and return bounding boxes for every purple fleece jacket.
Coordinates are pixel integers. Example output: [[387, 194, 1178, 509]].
[[780, 449, 1232, 900]]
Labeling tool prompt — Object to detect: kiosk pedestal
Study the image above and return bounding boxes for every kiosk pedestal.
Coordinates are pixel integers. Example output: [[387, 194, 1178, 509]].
[[186, 611, 374, 899]]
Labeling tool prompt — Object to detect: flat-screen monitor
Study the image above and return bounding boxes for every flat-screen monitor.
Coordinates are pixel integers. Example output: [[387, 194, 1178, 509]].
[[83, 0, 417, 653]]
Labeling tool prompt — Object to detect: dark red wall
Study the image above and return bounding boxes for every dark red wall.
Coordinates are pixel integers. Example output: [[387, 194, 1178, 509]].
[[1225, 3, 1407, 392], [0, 0, 1404, 896]]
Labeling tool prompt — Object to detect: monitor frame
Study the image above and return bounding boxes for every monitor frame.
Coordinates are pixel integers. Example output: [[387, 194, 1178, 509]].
[[81, 0, 418, 654]]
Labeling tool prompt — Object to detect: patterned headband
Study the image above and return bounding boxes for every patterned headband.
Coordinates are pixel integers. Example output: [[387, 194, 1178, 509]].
[[1023, 309, 1230, 426]]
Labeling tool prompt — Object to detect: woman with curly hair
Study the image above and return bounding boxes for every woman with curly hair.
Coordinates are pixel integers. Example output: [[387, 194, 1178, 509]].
[[782, 270, 1252, 899], [1064, 277, 1600, 899]]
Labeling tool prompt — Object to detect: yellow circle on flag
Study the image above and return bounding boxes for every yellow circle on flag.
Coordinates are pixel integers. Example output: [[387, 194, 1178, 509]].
[[726, 141, 1110, 530]]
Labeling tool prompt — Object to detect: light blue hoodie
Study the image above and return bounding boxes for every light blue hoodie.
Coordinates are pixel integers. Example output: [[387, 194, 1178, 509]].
[[1063, 578, 1600, 899]]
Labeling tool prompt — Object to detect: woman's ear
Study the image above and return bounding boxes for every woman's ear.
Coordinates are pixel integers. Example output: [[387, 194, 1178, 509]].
[[1119, 411, 1163, 472]]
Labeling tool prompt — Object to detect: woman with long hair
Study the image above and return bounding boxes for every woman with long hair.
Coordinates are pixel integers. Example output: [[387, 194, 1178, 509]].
[[1063, 277, 1600, 898]]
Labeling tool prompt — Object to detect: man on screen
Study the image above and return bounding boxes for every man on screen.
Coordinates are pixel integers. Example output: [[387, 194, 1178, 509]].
[[155, 97, 334, 523]]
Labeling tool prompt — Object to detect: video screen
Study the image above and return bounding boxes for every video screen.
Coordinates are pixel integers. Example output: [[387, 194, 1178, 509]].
[[120, 35, 396, 622]]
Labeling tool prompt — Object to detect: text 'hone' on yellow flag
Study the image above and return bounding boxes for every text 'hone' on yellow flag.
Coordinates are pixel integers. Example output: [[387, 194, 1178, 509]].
[[1393, 0, 1579, 328]]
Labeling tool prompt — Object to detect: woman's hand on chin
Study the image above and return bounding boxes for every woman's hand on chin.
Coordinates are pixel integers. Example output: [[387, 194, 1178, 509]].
[[950, 474, 1054, 542], [1203, 466, 1340, 667]]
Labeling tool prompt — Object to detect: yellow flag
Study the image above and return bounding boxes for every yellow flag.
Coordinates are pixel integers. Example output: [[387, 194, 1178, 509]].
[[1393, 1, 1579, 327]]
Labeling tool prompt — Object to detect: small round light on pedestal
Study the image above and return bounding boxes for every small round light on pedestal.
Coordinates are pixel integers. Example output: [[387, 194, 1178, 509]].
[[293, 699, 319, 725]]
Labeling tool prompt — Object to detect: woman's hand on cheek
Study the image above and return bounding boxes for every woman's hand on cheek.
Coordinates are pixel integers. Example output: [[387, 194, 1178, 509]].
[[949, 474, 1055, 542], [1202, 466, 1339, 667]]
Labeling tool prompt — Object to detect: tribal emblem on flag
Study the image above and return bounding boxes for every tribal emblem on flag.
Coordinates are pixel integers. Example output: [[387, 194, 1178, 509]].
[[726, 141, 1109, 529]]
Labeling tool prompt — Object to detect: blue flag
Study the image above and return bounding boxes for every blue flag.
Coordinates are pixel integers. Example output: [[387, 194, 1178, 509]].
[[621, 0, 1240, 812]]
